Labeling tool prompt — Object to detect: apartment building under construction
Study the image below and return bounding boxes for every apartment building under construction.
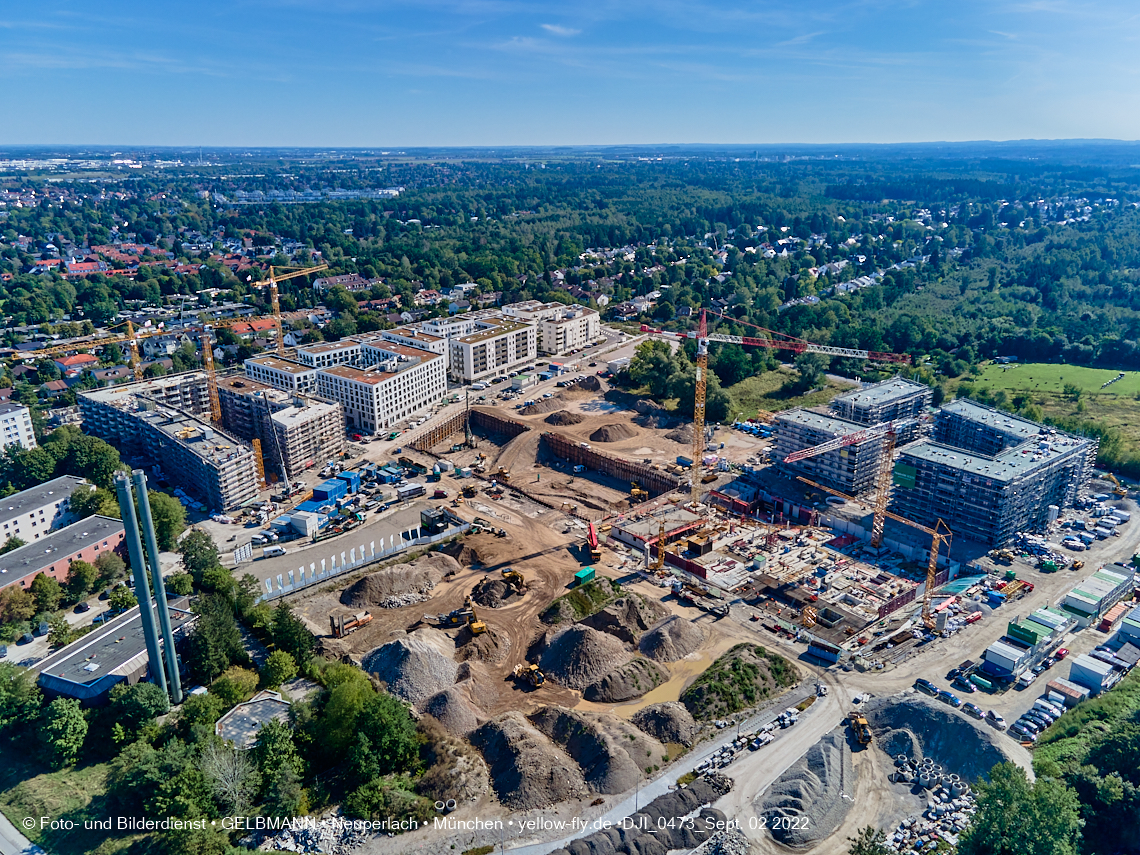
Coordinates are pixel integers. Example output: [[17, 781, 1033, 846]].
[[216, 376, 346, 481], [831, 376, 933, 426], [774, 409, 886, 496], [891, 400, 1098, 546]]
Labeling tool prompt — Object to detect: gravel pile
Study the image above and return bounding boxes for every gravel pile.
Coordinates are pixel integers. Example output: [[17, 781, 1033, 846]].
[[545, 410, 584, 426], [471, 577, 522, 608], [632, 702, 698, 746], [363, 629, 458, 707], [590, 423, 638, 442], [540, 625, 632, 690], [584, 657, 667, 702], [471, 712, 589, 809], [758, 727, 854, 848], [520, 397, 565, 415], [580, 595, 667, 644], [341, 553, 459, 607], [640, 616, 705, 661], [530, 707, 666, 794], [422, 687, 482, 736], [705, 827, 752, 855], [547, 774, 733, 855]]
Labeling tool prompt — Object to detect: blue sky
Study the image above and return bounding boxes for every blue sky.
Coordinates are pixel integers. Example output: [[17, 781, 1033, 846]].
[[3, 0, 1139, 146]]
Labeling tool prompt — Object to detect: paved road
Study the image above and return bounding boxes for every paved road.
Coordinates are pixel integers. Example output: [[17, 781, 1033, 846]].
[[0, 810, 43, 855]]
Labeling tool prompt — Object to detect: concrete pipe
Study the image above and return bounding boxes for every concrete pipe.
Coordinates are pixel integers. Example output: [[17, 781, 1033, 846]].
[[918, 770, 935, 788], [896, 755, 909, 766], [446, 799, 457, 812]]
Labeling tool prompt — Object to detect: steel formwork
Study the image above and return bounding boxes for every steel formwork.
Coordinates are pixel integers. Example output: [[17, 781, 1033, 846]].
[[541, 432, 680, 496]]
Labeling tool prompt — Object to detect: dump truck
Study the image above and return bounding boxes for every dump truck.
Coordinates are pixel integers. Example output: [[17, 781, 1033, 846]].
[[330, 611, 373, 638], [848, 712, 872, 745], [512, 663, 546, 687]]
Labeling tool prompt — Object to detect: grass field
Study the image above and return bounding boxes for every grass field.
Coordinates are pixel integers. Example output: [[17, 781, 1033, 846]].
[[971, 362, 1140, 397], [727, 369, 857, 419], [0, 747, 141, 855]]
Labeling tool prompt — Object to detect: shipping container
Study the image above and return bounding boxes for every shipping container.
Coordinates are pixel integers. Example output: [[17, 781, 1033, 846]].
[[1046, 677, 1091, 707], [1099, 601, 1131, 632], [969, 674, 994, 691], [1069, 654, 1117, 694], [336, 470, 362, 494], [313, 479, 348, 502], [574, 567, 596, 587], [397, 483, 426, 500]]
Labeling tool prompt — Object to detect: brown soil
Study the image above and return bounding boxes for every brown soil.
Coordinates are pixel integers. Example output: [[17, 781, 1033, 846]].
[[529, 707, 668, 793], [590, 423, 639, 442], [579, 595, 669, 644], [584, 657, 668, 702], [545, 410, 584, 426], [520, 397, 565, 415], [471, 712, 590, 809], [640, 615, 706, 661], [631, 702, 699, 746], [422, 687, 483, 737], [471, 577, 523, 608], [665, 424, 694, 444], [340, 553, 458, 607]]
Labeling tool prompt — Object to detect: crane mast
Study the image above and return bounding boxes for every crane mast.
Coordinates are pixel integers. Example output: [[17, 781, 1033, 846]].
[[690, 310, 709, 505]]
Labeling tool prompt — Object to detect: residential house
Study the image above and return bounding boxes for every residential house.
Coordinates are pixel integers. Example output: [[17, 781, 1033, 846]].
[[53, 354, 99, 377]]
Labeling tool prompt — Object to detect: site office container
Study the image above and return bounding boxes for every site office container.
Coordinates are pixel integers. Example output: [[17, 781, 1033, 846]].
[[336, 470, 362, 494], [1045, 677, 1090, 707]]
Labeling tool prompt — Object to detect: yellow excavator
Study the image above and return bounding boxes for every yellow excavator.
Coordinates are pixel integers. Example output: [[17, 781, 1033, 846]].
[[501, 568, 527, 592], [848, 712, 872, 745], [1107, 473, 1128, 498], [630, 481, 649, 503]]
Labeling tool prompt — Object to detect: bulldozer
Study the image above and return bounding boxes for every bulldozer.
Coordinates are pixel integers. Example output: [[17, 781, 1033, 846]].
[[493, 467, 511, 482], [512, 663, 546, 687], [501, 568, 527, 591], [630, 481, 649, 503], [462, 484, 478, 499], [848, 712, 872, 745]]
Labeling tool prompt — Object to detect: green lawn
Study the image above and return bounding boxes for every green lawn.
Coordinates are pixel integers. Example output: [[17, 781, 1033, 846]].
[[0, 747, 143, 855], [727, 369, 857, 420], [971, 362, 1140, 397]]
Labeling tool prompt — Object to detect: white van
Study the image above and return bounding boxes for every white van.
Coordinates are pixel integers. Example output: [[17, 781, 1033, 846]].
[[262, 545, 287, 558], [471, 382, 488, 391]]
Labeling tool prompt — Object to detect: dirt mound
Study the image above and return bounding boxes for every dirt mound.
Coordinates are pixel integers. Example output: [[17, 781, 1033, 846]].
[[362, 629, 458, 708], [681, 643, 798, 721], [471, 712, 589, 809], [422, 687, 482, 737], [471, 577, 522, 608], [456, 627, 505, 664], [634, 399, 665, 415], [584, 657, 667, 702], [530, 707, 667, 794], [520, 397, 564, 415], [666, 424, 695, 444], [640, 616, 705, 661], [416, 718, 490, 805], [759, 727, 854, 847], [341, 553, 459, 608], [577, 375, 603, 392], [540, 625, 632, 690], [579, 595, 668, 644], [862, 695, 1015, 782], [545, 410, 584, 426], [547, 775, 733, 855], [590, 423, 638, 443], [632, 703, 699, 746]]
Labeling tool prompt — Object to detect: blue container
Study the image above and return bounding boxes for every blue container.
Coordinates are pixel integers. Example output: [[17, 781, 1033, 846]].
[[313, 479, 348, 502], [295, 500, 324, 514], [337, 471, 362, 493]]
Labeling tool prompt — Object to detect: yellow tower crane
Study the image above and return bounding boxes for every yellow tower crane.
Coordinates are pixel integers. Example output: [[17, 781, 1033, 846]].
[[257, 264, 328, 356]]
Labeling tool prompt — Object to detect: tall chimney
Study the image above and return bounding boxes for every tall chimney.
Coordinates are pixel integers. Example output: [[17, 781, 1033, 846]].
[[114, 472, 168, 698], [132, 470, 183, 704]]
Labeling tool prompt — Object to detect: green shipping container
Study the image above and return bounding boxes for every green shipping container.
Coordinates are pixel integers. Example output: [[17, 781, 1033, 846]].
[[1008, 622, 1041, 645], [970, 674, 994, 690], [574, 567, 595, 586]]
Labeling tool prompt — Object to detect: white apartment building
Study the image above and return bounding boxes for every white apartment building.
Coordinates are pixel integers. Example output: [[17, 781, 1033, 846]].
[[293, 339, 362, 369], [0, 403, 36, 450], [0, 475, 89, 543], [501, 300, 600, 354], [377, 327, 447, 363], [315, 344, 446, 433], [244, 356, 320, 395], [447, 317, 538, 383]]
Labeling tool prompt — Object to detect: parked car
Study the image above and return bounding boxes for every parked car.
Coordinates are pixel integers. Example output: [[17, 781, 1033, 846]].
[[962, 702, 984, 719], [952, 676, 978, 693], [914, 678, 938, 696], [1055, 648, 1070, 659], [984, 711, 1012, 734], [1014, 716, 1043, 733], [937, 690, 963, 708], [74, 601, 91, 613], [1010, 723, 1038, 742]]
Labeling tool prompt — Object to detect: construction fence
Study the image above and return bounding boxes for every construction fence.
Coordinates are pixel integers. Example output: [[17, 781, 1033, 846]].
[[409, 407, 531, 452]]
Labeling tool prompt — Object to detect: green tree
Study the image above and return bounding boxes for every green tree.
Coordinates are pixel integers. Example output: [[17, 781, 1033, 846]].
[[0, 535, 26, 555], [255, 718, 306, 816], [177, 693, 225, 743], [38, 697, 88, 768], [108, 585, 137, 612], [271, 602, 314, 668], [0, 662, 42, 734], [0, 585, 35, 623], [147, 490, 186, 550], [167, 572, 194, 596], [959, 763, 1082, 855], [179, 529, 221, 584], [209, 667, 259, 708], [847, 826, 892, 855], [261, 650, 297, 689], [109, 681, 171, 732], [30, 572, 63, 612], [94, 551, 127, 587], [187, 594, 246, 684], [198, 741, 259, 816], [792, 352, 829, 392], [65, 559, 98, 602], [1062, 382, 1083, 402], [711, 343, 754, 386], [352, 692, 420, 778], [316, 669, 376, 760], [71, 486, 119, 520], [47, 615, 75, 648]]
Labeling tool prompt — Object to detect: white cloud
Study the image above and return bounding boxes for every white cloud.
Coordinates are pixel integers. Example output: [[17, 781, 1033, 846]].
[[541, 23, 581, 36]]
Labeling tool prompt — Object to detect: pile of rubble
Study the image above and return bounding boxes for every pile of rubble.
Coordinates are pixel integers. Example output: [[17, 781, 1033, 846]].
[[703, 827, 752, 855], [884, 754, 978, 852], [254, 817, 370, 853], [376, 591, 432, 608]]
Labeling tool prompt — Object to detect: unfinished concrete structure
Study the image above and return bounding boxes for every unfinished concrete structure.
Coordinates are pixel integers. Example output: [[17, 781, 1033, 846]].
[[831, 376, 932, 426], [217, 376, 346, 481], [891, 400, 1097, 547], [774, 409, 886, 496], [77, 372, 212, 447]]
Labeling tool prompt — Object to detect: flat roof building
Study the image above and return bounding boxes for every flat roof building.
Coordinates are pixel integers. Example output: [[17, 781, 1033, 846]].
[[832, 376, 933, 426], [35, 600, 195, 704], [447, 316, 537, 383], [215, 689, 292, 748], [0, 514, 125, 592], [78, 372, 212, 452], [502, 301, 600, 355], [775, 409, 887, 496], [315, 343, 446, 434], [0, 475, 91, 545], [293, 339, 362, 369], [891, 402, 1097, 547], [244, 356, 319, 395], [0, 402, 36, 451]]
